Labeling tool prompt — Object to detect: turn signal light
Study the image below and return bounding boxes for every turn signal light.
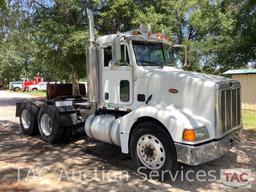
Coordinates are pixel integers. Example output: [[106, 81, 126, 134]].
[[155, 32, 171, 41], [133, 31, 141, 35], [156, 32, 162, 39], [183, 130, 196, 141]]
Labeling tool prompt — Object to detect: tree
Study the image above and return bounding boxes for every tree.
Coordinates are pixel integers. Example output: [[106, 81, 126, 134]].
[[115, 0, 256, 73], [32, 0, 92, 95], [218, 0, 256, 68], [0, 0, 7, 43], [97, 0, 138, 34], [0, 0, 36, 85], [187, 0, 256, 73], [0, 0, 6, 10]]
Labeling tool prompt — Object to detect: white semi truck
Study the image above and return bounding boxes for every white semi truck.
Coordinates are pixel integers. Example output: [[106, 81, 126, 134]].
[[16, 9, 243, 176]]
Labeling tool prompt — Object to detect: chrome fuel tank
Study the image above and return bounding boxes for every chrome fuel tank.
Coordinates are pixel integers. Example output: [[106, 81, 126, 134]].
[[85, 114, 121, 146]]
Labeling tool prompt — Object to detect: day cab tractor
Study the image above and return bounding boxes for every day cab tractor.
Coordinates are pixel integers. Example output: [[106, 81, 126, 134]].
[[16, 9, 243, 178]]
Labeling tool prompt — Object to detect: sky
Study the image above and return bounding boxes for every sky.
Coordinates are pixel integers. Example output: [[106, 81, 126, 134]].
[[44, 0, 54, 7]]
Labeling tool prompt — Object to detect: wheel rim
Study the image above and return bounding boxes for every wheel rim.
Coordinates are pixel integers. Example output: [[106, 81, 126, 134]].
[[21, 109, 31, 129], [40, 113, 53, 136], [136, 134, 166, 170]]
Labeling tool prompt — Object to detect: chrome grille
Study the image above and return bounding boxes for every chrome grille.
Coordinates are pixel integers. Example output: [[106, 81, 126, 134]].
[[219, 87, 241, 134]]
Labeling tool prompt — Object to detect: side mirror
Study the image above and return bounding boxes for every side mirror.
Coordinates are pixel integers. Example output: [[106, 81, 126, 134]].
[[111, 37, 122, 66], [173, 45, 189, 67]]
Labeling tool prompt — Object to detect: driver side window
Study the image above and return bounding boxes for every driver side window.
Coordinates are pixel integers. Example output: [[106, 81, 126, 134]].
[[104, 46, 112, 67], [104, 45, 130, 67]]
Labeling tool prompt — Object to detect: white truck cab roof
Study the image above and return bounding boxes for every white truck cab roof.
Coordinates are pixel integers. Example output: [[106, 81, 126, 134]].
[[96, 31, 173, 47]]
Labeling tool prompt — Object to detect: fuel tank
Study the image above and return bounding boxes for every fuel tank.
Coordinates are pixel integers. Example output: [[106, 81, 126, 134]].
[[85, 114, 121, 146]]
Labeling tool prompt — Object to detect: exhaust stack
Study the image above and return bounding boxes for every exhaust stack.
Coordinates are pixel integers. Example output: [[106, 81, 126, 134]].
[[86, 8, 95, 47], [86, 8, 100, 104]]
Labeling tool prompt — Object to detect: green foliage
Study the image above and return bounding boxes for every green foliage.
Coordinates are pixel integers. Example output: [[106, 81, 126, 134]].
[[0, 0, 39, 85], [98, 0, 138, 33], [0, 0, 6, 10], [188, 0, 256, 72], [123, 0, 255, 73], [32, 0, 90, 83]]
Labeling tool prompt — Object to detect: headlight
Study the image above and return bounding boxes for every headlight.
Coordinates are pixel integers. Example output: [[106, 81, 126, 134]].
[[183, 126, 209, 142]]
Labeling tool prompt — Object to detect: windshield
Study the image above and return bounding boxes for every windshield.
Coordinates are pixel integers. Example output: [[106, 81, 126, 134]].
[[133, 41, 178, 67]]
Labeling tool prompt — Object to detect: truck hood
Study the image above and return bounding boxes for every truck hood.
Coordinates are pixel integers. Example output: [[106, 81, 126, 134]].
[[148, 67, 230, 84], [145, 67, 232, 125]]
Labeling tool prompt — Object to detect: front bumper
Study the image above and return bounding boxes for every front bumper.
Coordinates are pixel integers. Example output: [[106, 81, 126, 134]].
[[175, 126, 243, 165]]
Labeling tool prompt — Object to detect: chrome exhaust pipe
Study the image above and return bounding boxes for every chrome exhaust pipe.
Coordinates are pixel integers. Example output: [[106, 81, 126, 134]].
[[86, 8, 99, 104], [86, 8, 95, 47]]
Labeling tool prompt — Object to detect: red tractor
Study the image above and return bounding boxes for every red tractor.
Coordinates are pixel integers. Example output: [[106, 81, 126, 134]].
[[22, 75, 43, 91]]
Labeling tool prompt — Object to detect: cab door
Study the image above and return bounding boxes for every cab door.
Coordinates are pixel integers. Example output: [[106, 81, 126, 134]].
[[102, 43, 133, 108]]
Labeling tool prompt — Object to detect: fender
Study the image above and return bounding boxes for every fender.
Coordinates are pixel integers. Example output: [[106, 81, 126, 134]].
[[119, 104, 208, 154]]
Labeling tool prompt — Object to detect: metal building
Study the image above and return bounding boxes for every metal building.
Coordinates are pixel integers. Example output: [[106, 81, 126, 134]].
[[224, 69, 256, 111]]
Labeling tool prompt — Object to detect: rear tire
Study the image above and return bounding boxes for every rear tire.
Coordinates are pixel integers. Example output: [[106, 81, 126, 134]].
[[38, 105, 64, 143], [63, 127, 73, 140], [14, 87, 21, 92], [20, 103, 39, 135], [129, 122, 177, 181], [32, 88, 38, 91]]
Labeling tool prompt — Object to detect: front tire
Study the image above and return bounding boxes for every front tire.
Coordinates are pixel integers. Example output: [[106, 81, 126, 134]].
[[130, 122, 177, 180], [38, 105, 64, 143]]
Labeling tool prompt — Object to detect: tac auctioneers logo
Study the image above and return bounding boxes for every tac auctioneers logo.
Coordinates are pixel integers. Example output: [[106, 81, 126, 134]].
[[220, 169, 251, 188]]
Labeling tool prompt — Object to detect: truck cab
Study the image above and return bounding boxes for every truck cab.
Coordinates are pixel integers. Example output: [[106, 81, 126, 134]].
[[85, 29, 243, 168]]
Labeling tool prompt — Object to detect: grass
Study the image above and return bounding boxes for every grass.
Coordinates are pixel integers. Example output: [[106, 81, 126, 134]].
[[23, 91, 46, 97], [242, 110, 256, 129]]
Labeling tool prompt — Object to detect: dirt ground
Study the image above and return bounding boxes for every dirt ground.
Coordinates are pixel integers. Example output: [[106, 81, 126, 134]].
[[0, 90, 255, 192]]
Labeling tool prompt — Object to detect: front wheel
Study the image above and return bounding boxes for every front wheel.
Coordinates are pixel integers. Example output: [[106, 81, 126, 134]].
[[129, 122, 177, 180]]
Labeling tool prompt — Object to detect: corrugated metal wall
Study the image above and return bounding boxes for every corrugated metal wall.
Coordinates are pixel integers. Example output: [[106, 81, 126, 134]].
[[232, 74, 256, 111]]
